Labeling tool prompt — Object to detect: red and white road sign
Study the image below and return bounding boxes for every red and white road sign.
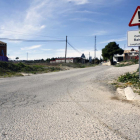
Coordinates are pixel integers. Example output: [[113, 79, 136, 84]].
[[129, 6, 140, 27]]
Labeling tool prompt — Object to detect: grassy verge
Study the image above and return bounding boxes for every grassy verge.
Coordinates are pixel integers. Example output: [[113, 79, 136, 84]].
[[115, 60, 138, 67], [0, 61, 96, 78], [111, 69, 140, 94], [0, 62, 61, 77]]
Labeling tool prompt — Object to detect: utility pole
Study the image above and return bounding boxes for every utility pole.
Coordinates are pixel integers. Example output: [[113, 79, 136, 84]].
[[124, 44, 125, 49], [27, 52, 28, 61], [65, 36, 67, 63], [94, 36, 96, 59], [89, 52, 90, 63], [138, 25, 140, 79]]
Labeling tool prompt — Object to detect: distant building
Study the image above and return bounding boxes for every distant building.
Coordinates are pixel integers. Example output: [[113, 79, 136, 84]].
[[50, 57, 85, 63], [113, 54, 124, 62], [81, 53, 86, 64], [113, 48, 139, 62], [124, 49, 139, 61], [0, 41, 8, 61], [89, 56, 92, 63], [0, 41, 7, 56]]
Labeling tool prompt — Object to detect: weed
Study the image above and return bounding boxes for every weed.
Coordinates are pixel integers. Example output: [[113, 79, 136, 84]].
[[115, 60, 138, 67], [118, 72, 139, 84]]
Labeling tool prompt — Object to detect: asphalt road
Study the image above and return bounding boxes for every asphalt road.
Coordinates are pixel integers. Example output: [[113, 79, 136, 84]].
[[0, 65, 139, 140]]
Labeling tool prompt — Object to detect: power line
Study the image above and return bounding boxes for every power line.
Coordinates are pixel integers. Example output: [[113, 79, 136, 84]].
[[94, 36, 96, 59], [0, 38, 65, 42], [65, 36, 67, 63], [67, 41, 82, 54], [67, 34, 127, 37]]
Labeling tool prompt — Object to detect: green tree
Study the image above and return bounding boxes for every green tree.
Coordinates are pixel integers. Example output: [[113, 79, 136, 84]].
[[102, 42, 124, 65], [46, 58, 51, 63], [99, 57, 103, 63], [15, 57, 19, 61], [93, 58, 99, 64], [81, 53, 85, 59]]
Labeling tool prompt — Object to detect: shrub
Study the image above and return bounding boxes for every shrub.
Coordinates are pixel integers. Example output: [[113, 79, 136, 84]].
[[118, 72, 139, 84]]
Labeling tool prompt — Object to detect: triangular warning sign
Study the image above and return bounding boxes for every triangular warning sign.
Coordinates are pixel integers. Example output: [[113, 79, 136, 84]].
[[129, 6, 140, 27]]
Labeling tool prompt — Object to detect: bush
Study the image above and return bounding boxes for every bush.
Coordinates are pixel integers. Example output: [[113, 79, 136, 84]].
[[118, 72, 139, 84], [115, 60, 138, 67]]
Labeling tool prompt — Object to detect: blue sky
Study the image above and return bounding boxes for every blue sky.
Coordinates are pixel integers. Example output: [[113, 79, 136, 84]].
[[0, 0, 139, 60]]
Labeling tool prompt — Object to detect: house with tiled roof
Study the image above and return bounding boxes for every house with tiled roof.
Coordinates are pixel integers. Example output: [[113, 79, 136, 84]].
[[113, 48, 139, 62], [123, 49, 139, 61]]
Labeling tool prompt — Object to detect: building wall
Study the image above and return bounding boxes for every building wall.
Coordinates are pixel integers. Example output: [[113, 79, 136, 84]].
[[113, 57, 118, 62], [50, 59, 74, 63], [102, 60, 111, 66], [0, 43, 7, 57], [124, 53, 138, 61], [50, 58, 84, 63], [114, 50, 139, 62], [56, 59, 73, 63]]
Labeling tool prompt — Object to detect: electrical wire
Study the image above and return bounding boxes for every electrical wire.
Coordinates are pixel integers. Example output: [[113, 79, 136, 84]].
[[67, 34, 126, 37], [0, 38, 65, 42], [67, 41, 82, 54]]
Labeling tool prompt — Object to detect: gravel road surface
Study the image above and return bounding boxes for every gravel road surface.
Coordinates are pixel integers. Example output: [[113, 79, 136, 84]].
[[0, 64, 139, 140]]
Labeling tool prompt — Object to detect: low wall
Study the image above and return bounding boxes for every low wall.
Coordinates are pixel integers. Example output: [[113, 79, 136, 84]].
[[102, 61, 111, 66]]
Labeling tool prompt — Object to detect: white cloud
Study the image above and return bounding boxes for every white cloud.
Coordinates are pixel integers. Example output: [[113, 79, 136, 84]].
[[99, 37, 127, 44], [124, 47, 138, 51], [56, 49, 65, 52], [75, 10, 105, 15], [67, 0, 123, 6], [70, 18, 97, 23], [41, 49, 52, 51], [21, 45, 42, 50], [70, 18, 109, 24], [40, 25, 46, 29], [0, 0, 124, 39], [67, 0, 89, 5], [79, 50, 102, 59], [0, 0, 63, 39], [54, 48, 101, 59], [92, 30, 108, 36]]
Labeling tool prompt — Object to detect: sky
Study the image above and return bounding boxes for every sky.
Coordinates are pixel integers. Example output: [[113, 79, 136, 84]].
[[0, 0, 140, 60]]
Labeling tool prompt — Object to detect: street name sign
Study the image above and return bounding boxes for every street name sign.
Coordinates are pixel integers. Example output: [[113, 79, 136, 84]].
[[129, 6, 140, 27], [128, 30, 140, 47]]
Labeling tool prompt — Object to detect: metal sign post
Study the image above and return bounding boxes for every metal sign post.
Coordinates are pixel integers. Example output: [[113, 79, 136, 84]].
[[138, 25, 140, 80]]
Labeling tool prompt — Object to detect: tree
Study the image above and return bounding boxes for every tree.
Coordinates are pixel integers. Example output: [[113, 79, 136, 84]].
[[102, 42, 124, 65], [46, 58, 51, 63], [81, 53, 85, 58], [93, 58, 99, 64], [99, 57, 103, 63], [15, 57, 19, 61]]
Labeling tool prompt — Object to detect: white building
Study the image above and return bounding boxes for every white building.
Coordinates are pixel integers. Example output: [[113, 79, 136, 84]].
[[50, 57, 85, 63]]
